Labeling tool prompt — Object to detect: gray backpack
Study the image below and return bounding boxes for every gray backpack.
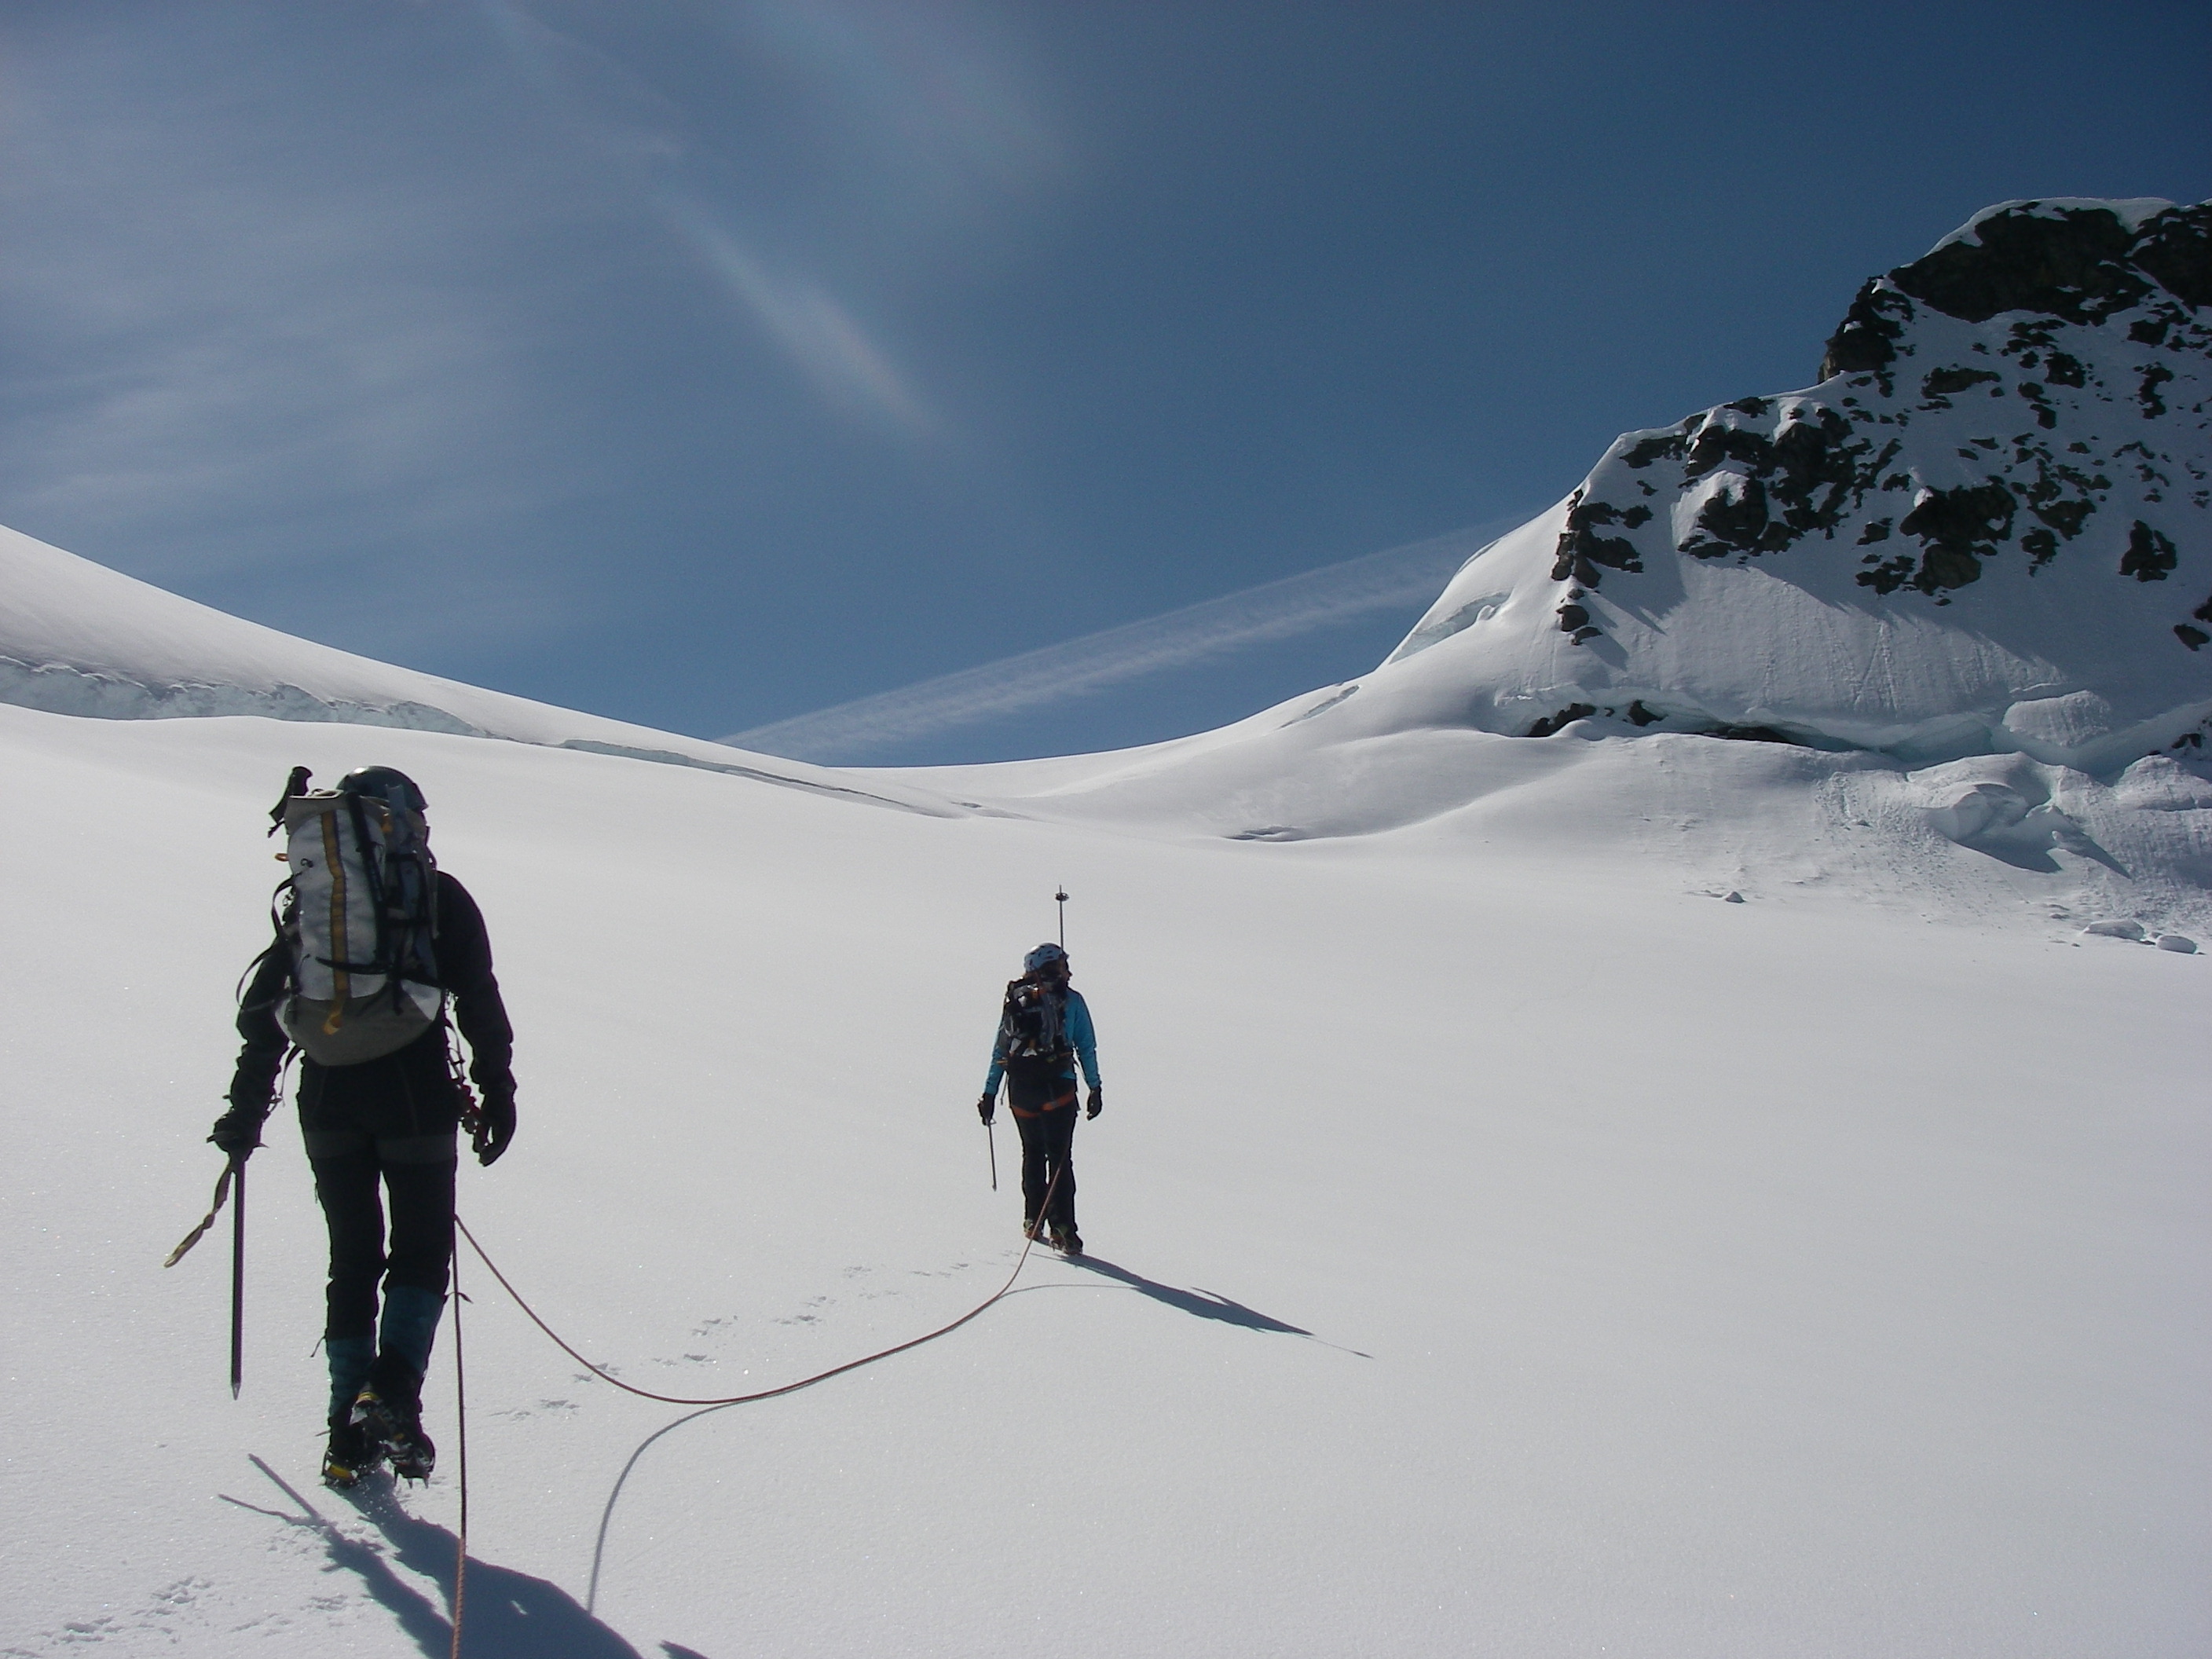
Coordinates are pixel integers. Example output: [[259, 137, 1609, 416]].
[[268, 768, 444, 1065]]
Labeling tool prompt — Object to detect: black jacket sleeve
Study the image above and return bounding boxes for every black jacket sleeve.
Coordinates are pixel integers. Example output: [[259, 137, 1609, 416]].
[[226, 938, 293, 1112], [437, 873, 516, 1101]]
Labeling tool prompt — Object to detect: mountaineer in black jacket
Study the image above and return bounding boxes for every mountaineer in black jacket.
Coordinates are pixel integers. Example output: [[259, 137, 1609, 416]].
[[210, 766, 516, 1488]]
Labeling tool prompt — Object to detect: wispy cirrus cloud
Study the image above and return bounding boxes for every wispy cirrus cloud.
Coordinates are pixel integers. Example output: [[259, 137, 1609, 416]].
[[0, 5, 613, 657], [661, 199, 938, 438], [723, 516, 1525, 762], [479, 0, 1058, 444]]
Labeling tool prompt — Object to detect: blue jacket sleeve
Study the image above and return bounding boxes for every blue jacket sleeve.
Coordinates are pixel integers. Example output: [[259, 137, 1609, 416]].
[[983, 1016, 1009, 1098], [1065, 990, 1101, 1090]]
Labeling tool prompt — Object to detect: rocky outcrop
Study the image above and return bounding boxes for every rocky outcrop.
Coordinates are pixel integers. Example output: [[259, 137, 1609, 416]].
[[1379, 199, 2210, 769], [1549, 199, 2207, 676], [1558, 201, 2207, 623]]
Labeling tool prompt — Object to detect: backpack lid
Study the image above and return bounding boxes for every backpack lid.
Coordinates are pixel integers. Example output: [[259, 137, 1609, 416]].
[[338, 766, 428, 816]]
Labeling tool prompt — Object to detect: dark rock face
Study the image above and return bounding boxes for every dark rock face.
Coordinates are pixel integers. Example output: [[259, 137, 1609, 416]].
[[2180, 587, 2212, 648], [1549, 199, 2210, 643], [1550, 489, 1646, 584], [1888, 203, 2180, 326], [2122, 520, 2178, 580], [1525, 701, 1597, 738], [1859, 483, 2017, 595], [2137, 208, 2212, 308], [1819, 281, 1910, 379], [1520, 700, 1796, 743]]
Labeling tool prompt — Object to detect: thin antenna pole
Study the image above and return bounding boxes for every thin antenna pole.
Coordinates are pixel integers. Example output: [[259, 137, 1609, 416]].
[[1055, 887, 1068, 948]]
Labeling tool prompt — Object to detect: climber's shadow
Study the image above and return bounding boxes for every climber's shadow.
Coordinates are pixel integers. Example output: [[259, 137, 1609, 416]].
[[225, 1454, 646, 1657]]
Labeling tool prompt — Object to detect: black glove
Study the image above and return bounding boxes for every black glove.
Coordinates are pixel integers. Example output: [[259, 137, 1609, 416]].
[[976, 1093, 996, 1127], [473, 1090, 517, 1166], [208, 1104, 268, 1163], [1086, 1086, 1103, 1120]]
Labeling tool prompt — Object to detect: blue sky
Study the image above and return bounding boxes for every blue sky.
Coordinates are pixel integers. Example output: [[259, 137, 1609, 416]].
[[1, 2, 2205, 764]]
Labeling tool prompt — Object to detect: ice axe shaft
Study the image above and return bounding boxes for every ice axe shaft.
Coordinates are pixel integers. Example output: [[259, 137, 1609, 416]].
[[229, 1159, 246, 1398], [157, 1158, 249, 1396], [987, 1116, 998, 1190]]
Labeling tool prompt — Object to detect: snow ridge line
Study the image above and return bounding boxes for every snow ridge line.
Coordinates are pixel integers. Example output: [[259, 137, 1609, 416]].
[[452, 1204, 1055, 1408]]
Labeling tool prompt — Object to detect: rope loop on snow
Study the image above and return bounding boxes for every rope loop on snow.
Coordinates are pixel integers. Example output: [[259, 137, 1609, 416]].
[[452, 1166, 1062, 1411]]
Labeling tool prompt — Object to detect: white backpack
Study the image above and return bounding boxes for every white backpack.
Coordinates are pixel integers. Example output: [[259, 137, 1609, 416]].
[[270, 773, 445, 1065]]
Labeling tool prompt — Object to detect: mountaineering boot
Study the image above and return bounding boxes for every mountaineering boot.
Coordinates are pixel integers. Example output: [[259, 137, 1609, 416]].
[[1050, 1223, 1083, 1255], [352, 1353, 436, 1481], [322, 1416, 384, 1489], [378, 1284, 445, 1381], [325, 1334, 376, 1431]]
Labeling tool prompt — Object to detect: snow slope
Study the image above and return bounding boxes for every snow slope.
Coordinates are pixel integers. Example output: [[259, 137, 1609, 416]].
[[0, 196, 2207, 1655], [0, 522, 962, 820], [2, 701, 2207, 1659], [9, 203, 2212, 936], [885, 200, 2212, 936]]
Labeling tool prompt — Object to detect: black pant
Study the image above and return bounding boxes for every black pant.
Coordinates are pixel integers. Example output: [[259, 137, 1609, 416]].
[[1009, 1078, 1078, 1231], [298, 1024, 463, 1343], [307, 1131, 456, 1343]]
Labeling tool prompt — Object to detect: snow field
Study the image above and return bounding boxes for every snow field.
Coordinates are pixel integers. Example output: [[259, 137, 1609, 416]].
[[2, 701, 2207, 1657]]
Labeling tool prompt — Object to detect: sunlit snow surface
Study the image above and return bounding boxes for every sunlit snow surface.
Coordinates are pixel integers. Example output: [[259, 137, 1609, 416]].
[[4, 192, 2210, 1654], [2, 701, 2207, 1658]]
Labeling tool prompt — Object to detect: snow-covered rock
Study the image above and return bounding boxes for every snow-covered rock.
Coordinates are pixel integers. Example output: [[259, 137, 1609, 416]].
[[880, 203, 2212, 932], [1384, 197, 2210, 766]]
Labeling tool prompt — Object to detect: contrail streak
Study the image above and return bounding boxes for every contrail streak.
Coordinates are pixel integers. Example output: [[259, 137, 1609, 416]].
[[722, 515, 1526, 761]]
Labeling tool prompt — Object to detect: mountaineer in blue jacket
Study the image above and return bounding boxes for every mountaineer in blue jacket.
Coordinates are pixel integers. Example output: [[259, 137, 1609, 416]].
[[977, 942, 1101, 1254]]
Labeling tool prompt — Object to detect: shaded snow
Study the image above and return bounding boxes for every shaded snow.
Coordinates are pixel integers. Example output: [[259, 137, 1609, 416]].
[[2, 702, 2207, 1659]]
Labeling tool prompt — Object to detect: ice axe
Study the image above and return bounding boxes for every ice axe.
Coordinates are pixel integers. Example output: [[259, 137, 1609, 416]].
[[229, 1159, 246, 1397], [161, 1156, 248, 1395]]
